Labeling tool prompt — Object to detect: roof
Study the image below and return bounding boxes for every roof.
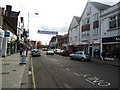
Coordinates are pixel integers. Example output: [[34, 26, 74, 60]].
[[90, 1, 111, 10], [10, 11, 20, 17], [74, 16, 81, 23]]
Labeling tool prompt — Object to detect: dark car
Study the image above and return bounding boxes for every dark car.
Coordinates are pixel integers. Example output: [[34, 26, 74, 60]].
[[31, 49, 41, 57], [61, 50, 73, 56]]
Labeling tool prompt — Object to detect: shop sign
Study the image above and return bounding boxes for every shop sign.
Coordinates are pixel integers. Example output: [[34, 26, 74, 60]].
[[102, 36, 120, 43], [4, 31, 10, 37]]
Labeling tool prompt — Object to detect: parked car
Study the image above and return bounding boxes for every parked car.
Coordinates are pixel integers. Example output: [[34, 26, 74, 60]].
[[60, 50, 64, 55], [46, 49, 54, 55], [69, 51, 91, 61], [31, 49, 41, 57], [42, 48, 48, 51], [54, 49, 61, 54], [61, 50, 73, 56]]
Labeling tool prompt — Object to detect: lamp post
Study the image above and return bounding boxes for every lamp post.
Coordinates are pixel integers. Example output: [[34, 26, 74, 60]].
[[27, 13, 39, 37]]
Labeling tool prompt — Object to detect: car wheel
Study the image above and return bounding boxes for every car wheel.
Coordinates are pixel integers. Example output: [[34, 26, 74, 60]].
[[70, 56, 73, 60], [81, 57, 85, 61]]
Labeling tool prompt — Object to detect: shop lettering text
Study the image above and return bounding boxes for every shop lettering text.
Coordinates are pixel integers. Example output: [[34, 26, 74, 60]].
[[116, 37, 120, 41]]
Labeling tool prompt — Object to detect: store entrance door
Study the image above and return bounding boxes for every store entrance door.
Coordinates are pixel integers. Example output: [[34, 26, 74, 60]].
[[89, 47, 92, 56]]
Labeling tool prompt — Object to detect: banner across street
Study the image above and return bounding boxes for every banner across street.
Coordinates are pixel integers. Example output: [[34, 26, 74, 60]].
[[38, 30, 58, 35]]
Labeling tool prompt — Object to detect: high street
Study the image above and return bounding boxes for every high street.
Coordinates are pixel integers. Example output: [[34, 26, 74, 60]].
[[32, 51, 119, 89]]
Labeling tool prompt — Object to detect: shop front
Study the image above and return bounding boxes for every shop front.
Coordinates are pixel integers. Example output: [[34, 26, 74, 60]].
[[0, 28, 4, 56], [92, 44, 100, 58], [102, 36, 120, 61]]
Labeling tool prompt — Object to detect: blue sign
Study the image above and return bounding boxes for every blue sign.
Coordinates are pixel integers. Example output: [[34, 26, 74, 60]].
[[26, 31, 29, 37], [4, 32, 10, 37], [38, 30, 58, 35]]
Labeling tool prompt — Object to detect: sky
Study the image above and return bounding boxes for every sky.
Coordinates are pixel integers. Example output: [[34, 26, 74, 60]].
[[0, 0, 119, 45]]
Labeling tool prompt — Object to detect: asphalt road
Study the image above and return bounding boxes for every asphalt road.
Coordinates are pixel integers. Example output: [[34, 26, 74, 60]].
[[32, 51, 119, 89]]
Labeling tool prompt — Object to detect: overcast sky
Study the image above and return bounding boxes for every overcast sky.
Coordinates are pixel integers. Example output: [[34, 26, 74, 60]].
[[0, 0, 119, 45]]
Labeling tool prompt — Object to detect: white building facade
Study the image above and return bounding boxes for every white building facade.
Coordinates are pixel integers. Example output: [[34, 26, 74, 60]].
[[79, 1, 111, 58], [101, 2, 120, 60], [68, 16, 81, 51], [0, 7, 4, 57]]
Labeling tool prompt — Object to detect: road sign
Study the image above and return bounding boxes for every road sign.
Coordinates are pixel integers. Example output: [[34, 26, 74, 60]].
[[4, 32, 10, 37], [38, 30, 58, 35]]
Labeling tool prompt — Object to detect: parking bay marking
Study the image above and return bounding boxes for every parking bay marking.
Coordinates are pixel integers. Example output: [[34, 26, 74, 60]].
[[73, 72, 80, 77], [66, 68, 70, 71], [79, 73, 111, 87], [60, 65, 64, 68]]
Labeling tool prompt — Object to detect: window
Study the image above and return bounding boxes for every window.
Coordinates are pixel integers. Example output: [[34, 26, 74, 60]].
[[74, 36, 77, 41], [109, 16, 118, 29], [82, 17, 90, 25], [87, 18, 90, 24], [93, 28, 99, 35], [82, 19, 86, 25], [118, 14, 120, 27], [70, 37, 72, 42], [93, 13, 99, 21]]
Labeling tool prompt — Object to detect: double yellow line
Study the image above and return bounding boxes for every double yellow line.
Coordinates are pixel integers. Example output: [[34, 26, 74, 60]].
[[30, 56, 36, 90]]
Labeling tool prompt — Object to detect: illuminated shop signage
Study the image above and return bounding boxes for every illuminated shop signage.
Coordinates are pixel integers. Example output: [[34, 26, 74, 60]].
[[102, 36, 120, 43]]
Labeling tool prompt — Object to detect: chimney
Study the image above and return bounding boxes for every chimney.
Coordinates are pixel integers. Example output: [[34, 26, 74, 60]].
[[6, 5, 12, 16]]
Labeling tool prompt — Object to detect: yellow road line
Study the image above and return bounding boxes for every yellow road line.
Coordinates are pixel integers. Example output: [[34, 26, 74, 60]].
[[31, 56, 36, 90]]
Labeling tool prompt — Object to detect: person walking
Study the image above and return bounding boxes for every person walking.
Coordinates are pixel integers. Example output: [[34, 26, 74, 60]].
[[19, 43, 24, 56], [26, 45, 29, 57], [101, 51, 106, 61]]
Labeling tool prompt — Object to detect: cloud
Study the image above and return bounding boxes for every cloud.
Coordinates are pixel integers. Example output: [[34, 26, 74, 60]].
[[40, 24, 68, 34]]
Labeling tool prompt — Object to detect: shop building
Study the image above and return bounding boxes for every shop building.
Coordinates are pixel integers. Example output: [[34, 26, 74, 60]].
[[68, 16, 81, 52], [58, 33, 69, 50], [80, 1, 111, 58], [101, 2, 120, 60], [1, 5, 20, 57]]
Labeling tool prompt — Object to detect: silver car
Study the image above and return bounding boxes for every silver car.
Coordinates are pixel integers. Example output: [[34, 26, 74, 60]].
[[46, 49, 54, 55], [69, 51, 91, 61], [31, 49, 41, 56]]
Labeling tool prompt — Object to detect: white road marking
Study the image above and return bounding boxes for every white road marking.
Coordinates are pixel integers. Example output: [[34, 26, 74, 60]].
[[66, 68, 70, 71], [63, 83, 72, 88], [60, 65, 64, 67], [73, 72, 80, 76], [86, 79, 95, 85]]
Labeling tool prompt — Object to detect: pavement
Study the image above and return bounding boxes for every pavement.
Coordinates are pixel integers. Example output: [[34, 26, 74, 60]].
[[0, 51, 30, 89], [0, 52, 119, 89]]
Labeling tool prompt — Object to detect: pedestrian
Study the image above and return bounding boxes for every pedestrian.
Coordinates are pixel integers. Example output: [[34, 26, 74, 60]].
[[19, 43, 24, 56], [26, 45, 29, 57], [101, 51, 106, 61]]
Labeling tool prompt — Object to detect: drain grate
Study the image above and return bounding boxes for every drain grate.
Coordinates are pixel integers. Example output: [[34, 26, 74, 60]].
[[2, 71, 10, 74], [3, 63, 11, 65]]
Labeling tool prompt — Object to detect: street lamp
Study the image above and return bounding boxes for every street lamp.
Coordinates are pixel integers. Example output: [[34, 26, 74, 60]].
[[27, 13, 39, 37]]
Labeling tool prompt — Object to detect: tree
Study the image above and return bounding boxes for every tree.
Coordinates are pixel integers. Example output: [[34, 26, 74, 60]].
[[37, 41, 42, 49]]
